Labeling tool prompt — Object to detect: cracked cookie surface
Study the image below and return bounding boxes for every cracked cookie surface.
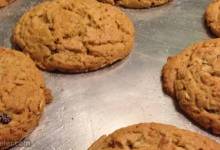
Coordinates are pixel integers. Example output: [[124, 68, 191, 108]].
[[0, 48, 51, 149], [13, 0, 134, 73], [206, 0, 220, 37], [98, 0, 170, 9], [88, 123, 220, 150], [0, 0, 15, 8], [162, 39, 220, 134]]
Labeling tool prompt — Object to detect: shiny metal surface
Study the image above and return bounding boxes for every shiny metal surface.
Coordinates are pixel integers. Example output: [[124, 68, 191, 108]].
[[0, 0, 219, 150]]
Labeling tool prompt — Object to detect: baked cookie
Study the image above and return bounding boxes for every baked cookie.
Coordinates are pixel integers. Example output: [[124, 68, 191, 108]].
[[13, 0, 134, 73], [205, 0, 220, 37], [0, 48, 51, 149], [98, 0, 170, 9], [0, 0, 15, 8], [162, 39, 220, 134], [88, 123, 220, 150]]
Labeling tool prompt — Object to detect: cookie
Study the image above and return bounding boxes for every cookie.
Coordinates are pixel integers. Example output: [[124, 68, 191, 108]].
[[98, 0, 170, 9], [0, 48, 52, 149], [88, 123, 220, 150], [205, 0, 220, 37], [162, 39, 220, 134], [13, 0, 134, 73], [0, 0, 15, 8]]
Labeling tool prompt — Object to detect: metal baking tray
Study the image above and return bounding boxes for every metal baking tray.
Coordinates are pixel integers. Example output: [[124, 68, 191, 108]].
[[0, 0, 219, 149]]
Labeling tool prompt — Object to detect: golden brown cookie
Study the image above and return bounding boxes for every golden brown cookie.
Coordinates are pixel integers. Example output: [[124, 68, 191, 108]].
[[98, 0, 170, 9], [205, 0, 220, 37], [88, 123, 220, 150], [0, 48, 51, 149], [13, 0, 134, 73], [0, 0, 15, 8], [162, 39, 220, 134]]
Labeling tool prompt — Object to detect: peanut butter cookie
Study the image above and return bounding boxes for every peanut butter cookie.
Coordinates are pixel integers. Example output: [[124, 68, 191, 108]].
[[162, 39, 220, 134], [0, 0, 15, 8], [89, 123, 220, 150], [13, 0, 134, 73], [0, 48, 51, 149], [206, 0, 220, 37], [98, 0, 170, 9]]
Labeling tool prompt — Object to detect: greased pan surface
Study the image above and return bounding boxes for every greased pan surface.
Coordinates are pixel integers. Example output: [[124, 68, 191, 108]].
[[0, 0, 219, 150]]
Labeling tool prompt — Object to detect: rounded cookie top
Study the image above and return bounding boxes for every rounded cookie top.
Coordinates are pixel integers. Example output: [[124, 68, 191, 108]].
[[88, 123, 220, 150], [162, 39, 220, 134], [0, 48, 49, 149], [0, 0, 15, 8], [98, 0, 170, 9], [206, 0, 220, 37], [13, 0, 134, 73]]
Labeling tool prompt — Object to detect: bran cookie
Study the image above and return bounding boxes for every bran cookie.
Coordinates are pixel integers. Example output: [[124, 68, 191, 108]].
[[162, 39, 220, 134], [98, 0, 170, 9], [13, 0, 134, 73], [205, 0, 220, 37], [0, 0, 15, 8], [0, 48, 51, 149], [88, 123, 220, 150]]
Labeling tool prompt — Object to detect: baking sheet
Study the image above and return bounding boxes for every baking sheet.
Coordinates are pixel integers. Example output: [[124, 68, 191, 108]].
[[0, 0, 219, 150]]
